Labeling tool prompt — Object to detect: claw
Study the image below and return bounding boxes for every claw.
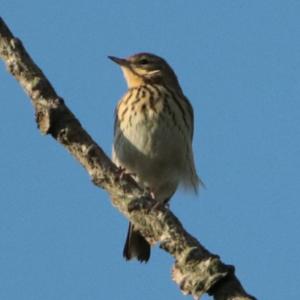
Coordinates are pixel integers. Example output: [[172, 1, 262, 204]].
[[144, 189, 169, 211], [116, 166, 136, 180], [150, 200, 168, 211]]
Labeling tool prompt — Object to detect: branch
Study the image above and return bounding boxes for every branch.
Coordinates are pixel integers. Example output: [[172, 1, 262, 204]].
[[0, 17, 256, 300]]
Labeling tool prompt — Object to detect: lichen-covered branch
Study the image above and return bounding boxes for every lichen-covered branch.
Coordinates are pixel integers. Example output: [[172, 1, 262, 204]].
[[0, 17, 256, 300]]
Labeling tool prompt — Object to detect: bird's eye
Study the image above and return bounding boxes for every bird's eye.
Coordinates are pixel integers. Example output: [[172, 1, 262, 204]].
[[139, 59, 149, 65]]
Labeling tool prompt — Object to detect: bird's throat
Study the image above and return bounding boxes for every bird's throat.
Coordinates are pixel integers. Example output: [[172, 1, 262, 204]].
[[121, 67, 146, 88]]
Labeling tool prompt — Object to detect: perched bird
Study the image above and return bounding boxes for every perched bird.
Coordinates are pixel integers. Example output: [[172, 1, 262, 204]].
[[109, 53, 201, 262]]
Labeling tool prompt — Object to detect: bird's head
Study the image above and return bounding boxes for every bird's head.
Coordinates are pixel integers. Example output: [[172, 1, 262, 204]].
[[108, 53, 180, 89]]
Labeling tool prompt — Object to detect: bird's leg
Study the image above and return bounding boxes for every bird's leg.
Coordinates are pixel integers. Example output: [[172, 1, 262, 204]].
[[115, 166, 126, 179], [150, 198, 170, 211], [115, 166, 136, 180], [126, 187, 157, 212], [127, 188, 170, 214], [144, 188, 170, 211], [149, 190, 156, 201]]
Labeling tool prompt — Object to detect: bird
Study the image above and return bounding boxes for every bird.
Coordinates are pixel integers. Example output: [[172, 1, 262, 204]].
[[109, 52, 201, 262]]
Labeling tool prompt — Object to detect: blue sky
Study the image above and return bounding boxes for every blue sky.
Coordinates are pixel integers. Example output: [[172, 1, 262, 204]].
[[1, 1, 299, 299]]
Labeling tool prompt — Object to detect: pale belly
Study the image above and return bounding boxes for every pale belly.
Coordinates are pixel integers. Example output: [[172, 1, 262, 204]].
[[113, 115, 187, 201]]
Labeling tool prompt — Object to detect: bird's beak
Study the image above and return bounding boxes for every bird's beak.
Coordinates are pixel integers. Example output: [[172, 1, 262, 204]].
[[108, 56, 129, 67]]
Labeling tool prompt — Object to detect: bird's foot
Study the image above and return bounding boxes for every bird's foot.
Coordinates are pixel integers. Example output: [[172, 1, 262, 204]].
[[150, 199, 169, 211], [144, 188, 169, 211], [126, 187, 170, 213], [115, 166, 136, 180]]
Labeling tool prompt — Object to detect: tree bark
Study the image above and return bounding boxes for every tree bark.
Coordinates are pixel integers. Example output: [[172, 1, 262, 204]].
[[0, 17, 256, 300]]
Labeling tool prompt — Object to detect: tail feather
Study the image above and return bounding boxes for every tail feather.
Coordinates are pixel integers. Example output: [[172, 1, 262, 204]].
[[123, 222, 150, 263], [183, 149, 205, 193]]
